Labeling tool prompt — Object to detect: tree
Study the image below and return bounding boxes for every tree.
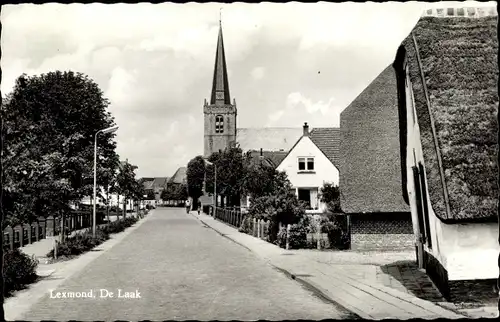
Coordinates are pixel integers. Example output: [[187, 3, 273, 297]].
[[186, 156, 206, 201], [247, 170, 306, 242], [319, 182, 342, 213], [146, 190, 155, 200], [205, 147, 244, 206], [240, 154, 280, 199], [2, 71, 118, 226], [175, 183, 188, 201], [115, 160, 139, 219]]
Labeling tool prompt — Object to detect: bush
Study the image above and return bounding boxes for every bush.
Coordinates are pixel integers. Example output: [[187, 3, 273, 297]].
[[4, 248, 39, 297], [238, 215, 254, 234], [320, 213, 350, 250], [275, 216, 311, 249], [47, 216, 139, 258], [276, 226, 287, 248], [101, 216, 138, 235]]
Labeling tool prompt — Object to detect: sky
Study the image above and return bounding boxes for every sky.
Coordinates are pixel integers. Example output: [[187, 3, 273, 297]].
[[1, 1, 494, 178]]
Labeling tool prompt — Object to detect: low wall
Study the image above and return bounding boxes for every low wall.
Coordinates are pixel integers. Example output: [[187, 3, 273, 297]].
[[350, 212, 414, 251]]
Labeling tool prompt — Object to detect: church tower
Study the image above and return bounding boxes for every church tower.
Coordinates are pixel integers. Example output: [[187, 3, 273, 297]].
[[203, 19, 237, 158]]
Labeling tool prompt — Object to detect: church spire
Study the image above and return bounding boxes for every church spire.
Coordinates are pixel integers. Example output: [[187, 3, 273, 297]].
[[210, 14, 231, 105]]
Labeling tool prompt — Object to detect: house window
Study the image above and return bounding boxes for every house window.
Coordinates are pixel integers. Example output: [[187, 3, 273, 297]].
[[215, 115, 224, 133], [297, 188, 312, 209], [298, 157, 314, 171]]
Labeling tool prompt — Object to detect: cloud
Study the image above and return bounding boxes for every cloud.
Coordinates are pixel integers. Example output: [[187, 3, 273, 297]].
[[3, 2, 491, 177], [251, 66, 265, 80]]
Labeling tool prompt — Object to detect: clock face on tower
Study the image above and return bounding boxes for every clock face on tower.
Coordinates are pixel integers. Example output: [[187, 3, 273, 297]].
[[215, 91, 224, 100]]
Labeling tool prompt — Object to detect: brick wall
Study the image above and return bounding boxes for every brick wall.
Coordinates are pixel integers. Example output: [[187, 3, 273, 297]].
[[350, 213, 414, 251]]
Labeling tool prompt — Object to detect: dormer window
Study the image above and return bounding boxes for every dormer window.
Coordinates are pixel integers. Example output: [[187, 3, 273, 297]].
[[298, 157, 314, 172], [215, 115, 224, 133]]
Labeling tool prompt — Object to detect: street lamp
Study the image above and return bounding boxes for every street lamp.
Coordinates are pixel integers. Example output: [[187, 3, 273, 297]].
[[93, 125, 119, 238], [204, 159, 217, 213]]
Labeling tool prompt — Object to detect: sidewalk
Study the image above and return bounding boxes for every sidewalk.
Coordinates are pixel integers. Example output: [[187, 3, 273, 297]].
[[5, 210, 150, 321], [19, 212, 138, 261], [191, 212, 465, 320]]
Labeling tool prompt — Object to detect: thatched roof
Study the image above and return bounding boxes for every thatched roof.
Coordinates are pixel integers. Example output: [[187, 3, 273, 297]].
[[395, 15, 498, 223], [339, 65, 410, 214], [236, 127, 302, 152]]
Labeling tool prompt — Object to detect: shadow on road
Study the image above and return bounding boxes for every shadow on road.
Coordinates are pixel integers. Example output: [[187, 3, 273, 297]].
[[380, 260, 445, 303]]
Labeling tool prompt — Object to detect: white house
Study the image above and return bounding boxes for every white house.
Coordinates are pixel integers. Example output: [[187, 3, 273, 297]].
[[393, 10, 498, 300], [277, 123, 340, 213]]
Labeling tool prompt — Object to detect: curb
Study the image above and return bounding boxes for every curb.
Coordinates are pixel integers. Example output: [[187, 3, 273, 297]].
[[190, 212, 364, 319], [4, 212, 152, 321]]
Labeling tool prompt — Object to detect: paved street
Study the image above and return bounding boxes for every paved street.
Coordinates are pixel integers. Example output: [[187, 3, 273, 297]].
[[20, 208, 351, 321]]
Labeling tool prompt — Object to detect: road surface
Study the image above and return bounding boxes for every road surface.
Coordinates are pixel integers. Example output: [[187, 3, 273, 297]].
[[21, 207, 351, 320]]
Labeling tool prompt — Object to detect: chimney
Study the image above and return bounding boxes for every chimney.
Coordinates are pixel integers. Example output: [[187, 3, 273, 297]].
[[303, 122, 309, 136], [260, 148, 263, 158]]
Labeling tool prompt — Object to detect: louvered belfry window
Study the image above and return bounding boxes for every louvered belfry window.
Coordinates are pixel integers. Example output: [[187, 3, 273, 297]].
[[215, 115, 224, 133]]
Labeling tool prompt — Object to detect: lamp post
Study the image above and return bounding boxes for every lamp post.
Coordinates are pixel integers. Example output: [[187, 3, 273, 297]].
[[93, 125, 119, 238], [204, 159, 217, 214]]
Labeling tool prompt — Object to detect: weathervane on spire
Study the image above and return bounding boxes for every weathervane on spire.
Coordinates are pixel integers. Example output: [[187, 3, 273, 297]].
[[219, 7, 222, 25]]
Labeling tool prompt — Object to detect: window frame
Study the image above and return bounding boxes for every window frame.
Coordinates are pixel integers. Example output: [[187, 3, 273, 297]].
[[215, 115, 224, 134], [298, 157, 315, 172]]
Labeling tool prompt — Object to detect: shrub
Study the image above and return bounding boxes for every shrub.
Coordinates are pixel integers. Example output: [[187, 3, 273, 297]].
[[3, 248, 39, 297], [238, 215, 254, 234], [275, 216, 311, 249], [276, 226, 287, 248], [46, 216, 138, 258], [320, 213, 350, 250]]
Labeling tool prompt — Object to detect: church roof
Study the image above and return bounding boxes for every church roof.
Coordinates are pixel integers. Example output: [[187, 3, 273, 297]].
[[309, 127, 340, 166], [210, 22, 231, 105], [236, 127, 303, 152]]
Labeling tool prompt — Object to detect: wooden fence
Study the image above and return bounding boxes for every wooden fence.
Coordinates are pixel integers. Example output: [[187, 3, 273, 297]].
[[213, 207, 245, 229], [2, 210, 123, 251]]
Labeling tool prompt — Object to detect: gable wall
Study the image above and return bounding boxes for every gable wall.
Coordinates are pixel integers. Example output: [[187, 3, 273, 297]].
[[277, 136, 339, 188]]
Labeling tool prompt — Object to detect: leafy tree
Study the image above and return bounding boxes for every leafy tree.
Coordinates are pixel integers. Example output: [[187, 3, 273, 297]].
[[319, 182, 342, 213], [2, 71, 118, 226], [115, 160, 140, 218], [247, 170, 305, 242], [186, 156, 206, 201], [240, 154, 281, 199], [146, 190, 155, 200], [160, 184, 175, 202], [175, 183, 188, 201], [205, 147, 244, 206]]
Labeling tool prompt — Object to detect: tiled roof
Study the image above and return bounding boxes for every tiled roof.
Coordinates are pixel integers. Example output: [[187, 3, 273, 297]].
[[245, 150, 289, 169], [143, 180, 154, 190], [236, 127, 302, 152], [152, 177, 169, 189], [396, 15, 498, 223], [339, 65, 410, 214], [169, 167, 187, 184], [309, 128, 340, 166]]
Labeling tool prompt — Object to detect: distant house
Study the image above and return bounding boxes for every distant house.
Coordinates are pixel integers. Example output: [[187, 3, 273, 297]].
[[140, 177, 169, 206], [151, 177, 169, 205], [393, 11, 498, 299], [276, 123, 340, 213], [165, 167, 187, 205], [339, 65, 413, 251]]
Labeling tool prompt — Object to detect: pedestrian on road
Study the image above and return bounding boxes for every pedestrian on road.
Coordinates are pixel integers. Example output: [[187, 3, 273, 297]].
[[197, 200, 202, 215], [185, 199, 191, 214]]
